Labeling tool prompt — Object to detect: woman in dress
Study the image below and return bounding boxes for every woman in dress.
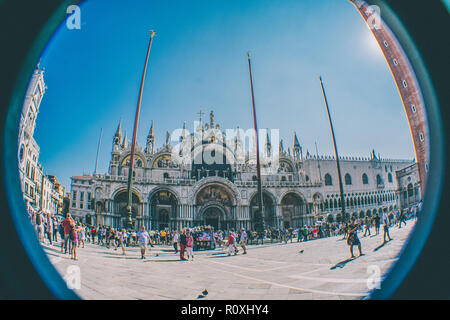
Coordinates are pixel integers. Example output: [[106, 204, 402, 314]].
[[347, 217, 363, 258]]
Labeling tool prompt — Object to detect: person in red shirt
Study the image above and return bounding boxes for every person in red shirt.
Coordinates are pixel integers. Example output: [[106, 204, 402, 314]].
[[61, 213, 74, 254], [227, 232, 236, 256]]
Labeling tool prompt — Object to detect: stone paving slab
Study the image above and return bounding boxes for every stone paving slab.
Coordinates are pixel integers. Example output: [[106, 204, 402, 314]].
[[43, 222, 416, 300]]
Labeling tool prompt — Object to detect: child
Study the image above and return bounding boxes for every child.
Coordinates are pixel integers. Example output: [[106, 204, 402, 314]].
[[71, 223, 78, 260]]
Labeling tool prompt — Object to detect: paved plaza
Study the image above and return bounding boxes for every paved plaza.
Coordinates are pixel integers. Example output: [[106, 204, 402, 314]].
[[43, 222, 415, 300]]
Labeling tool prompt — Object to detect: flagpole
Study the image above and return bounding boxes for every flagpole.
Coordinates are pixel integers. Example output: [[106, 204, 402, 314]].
[[319, 76, 346, 221], [126, 31, 156, 230], [247, 52, 265, 241], [94, 128, 103, 176]]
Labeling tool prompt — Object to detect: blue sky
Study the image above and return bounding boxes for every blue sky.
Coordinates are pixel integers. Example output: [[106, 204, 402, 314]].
[[35, 0, 415, 190]]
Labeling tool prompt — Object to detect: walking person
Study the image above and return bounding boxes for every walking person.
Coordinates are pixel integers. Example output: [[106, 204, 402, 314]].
[[186, 230, 194, 260], [302, 225, 308, 242], [172, 230, 179, 254], [70, 222, 78, 260], [137, 226, 150, 259], [117, 229, 126, 255], [363, 216, 371, 237], [347, 217, 363, 258], [81, 224, 86, 248], [239, 228, 247, 254], [179, 228, 187, 260], [45, 214, 53, 245], [52, 217, 59, 242], [61, 213, 74, 254], [374, 214, 381, 235], [398, 209, 407, 228], [231, 229, 239, 253], [383, 211, 392, 243], [227, 231, 237, 256]]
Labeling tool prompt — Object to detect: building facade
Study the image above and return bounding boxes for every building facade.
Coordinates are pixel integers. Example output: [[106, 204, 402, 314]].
[[70, 112, 418, 230], [18, 65, 65, 216]]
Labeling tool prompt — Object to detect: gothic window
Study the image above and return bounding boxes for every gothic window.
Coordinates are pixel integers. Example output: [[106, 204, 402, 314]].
[[376, 174, 383, 185], [388, 173, 393, 183], [19, 144, 25, 164], [325, 173, 333, 186], [362, 173, 369, 185], [345, 174, 352, 185]]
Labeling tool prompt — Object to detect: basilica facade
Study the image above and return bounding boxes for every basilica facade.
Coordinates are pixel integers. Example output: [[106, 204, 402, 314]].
[[70, 112, 420, 231]]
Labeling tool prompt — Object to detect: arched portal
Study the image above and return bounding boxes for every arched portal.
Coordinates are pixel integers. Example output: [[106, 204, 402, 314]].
[[280, 192, 307, 228], [249, 191, 276, 228], [113, 190, 141, 228], [149, 190, 178, 230], [201, 205, 226, 230], [195, 183, 235, 230]]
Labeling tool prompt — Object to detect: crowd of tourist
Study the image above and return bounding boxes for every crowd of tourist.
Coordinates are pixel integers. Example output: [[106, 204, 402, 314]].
[[29, 201, 421, 261]]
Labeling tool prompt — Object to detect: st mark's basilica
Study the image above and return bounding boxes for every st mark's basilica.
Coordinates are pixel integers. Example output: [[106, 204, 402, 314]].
[[70, 111, 421, 231]]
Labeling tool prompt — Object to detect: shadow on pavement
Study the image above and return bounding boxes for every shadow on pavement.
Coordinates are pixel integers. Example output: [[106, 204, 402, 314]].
[[373, 240, 392, 252], [144, 259, 185, 263], [330, 256, 359, 270]]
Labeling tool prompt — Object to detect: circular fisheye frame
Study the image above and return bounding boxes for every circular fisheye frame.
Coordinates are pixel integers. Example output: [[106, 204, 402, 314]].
[[0, 0, 448, 301]]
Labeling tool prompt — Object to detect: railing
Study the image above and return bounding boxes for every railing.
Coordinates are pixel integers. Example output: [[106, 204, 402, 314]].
[[96, 174, 322, 188]]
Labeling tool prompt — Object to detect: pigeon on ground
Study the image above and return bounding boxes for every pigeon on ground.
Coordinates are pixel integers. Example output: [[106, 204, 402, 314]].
[[299, 249, 304, 254], [202, 289, 208, 296]]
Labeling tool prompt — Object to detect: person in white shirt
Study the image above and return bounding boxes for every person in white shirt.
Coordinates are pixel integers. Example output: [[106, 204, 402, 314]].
[[172, 230, 179, 254], [137, 226, 150, 259], [239, 228, 247, 255]]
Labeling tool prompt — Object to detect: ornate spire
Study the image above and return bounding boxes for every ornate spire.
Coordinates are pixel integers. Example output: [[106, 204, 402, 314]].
[[122, 131, 128, 149], [210, 111, 214, 128], [115, 120, 122, 138], [279, 139, 284, 154], [145, 120, 155, 154], [294, 132, 300, 148], [113, 120, 122, 146], [165, 131, 171, 146], [265, 129, 271, 156], [293, 132, 302, 160]]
